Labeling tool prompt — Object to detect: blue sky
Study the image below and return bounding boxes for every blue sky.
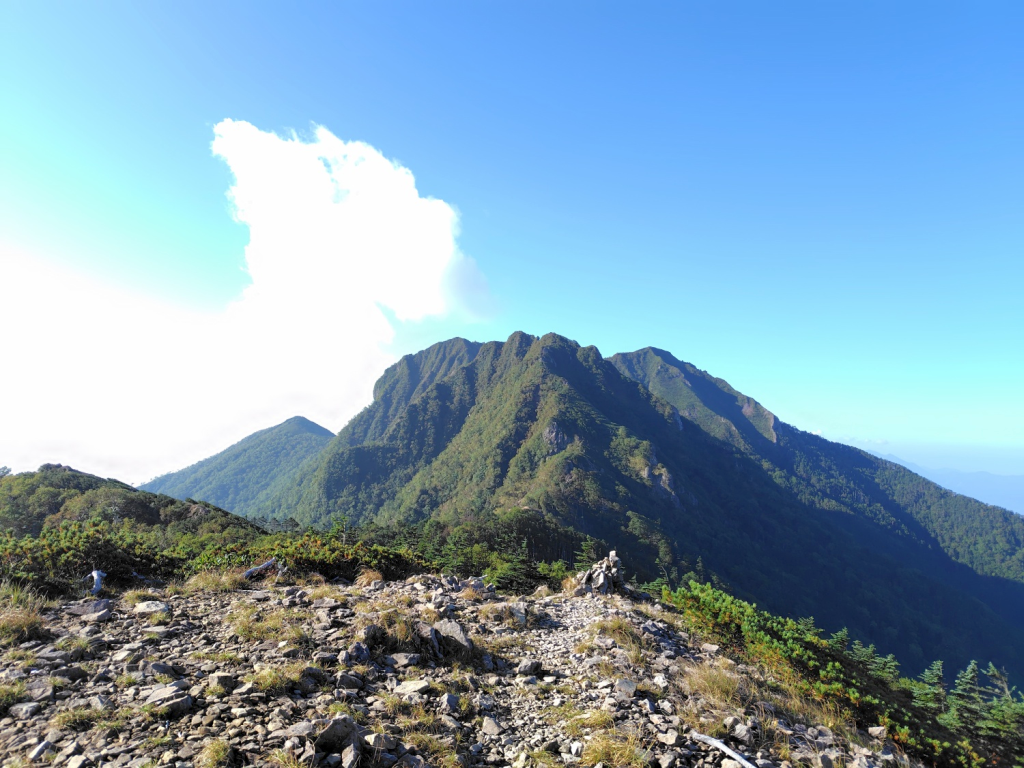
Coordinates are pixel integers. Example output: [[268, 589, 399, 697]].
[[1, 2, 1022, 481]]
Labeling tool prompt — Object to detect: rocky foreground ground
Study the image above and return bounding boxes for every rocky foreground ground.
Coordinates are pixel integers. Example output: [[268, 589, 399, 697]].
[[0, 568, 908, 768]]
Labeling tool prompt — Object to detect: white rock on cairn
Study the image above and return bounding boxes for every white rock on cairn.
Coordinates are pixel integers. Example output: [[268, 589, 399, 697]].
[[569, 550, 637, 597]]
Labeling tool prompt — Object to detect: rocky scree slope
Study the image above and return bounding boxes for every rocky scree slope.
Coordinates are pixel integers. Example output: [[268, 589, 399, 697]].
[[0, 570, 908, 768]]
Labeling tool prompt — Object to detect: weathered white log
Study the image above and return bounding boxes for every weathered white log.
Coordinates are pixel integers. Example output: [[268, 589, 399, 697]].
[[88, 569, 107, 595], [243, 558, 277, 579], [689, 732, 758, 768]]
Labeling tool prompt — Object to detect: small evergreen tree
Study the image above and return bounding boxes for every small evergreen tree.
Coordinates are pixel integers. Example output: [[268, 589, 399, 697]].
[[828, 627, 850, 652], [913, 660, 947, 714], [945, 661, 985, 733]]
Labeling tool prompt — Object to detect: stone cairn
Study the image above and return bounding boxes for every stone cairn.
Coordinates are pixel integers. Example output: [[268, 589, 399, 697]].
[[569, 550, 639, 598]]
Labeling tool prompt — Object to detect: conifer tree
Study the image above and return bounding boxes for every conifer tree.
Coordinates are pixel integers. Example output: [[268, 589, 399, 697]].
[[946, 661, 985, 733], [828, 627, 849, 652], [913, 660, 947, 713]]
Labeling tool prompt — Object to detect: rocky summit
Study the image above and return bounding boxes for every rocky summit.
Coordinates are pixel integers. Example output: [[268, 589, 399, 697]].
[[0, 558, 902, 768]]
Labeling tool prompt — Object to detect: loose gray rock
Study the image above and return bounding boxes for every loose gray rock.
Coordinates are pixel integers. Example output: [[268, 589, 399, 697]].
[[9, 702, 41, 718], [394, 679, 431, 695], [516, 659, 542, 675], [66, 599, 111, 616], [434, 619, 473, 654], [314, 716, 361, 753], [132, 600, 170, 615]]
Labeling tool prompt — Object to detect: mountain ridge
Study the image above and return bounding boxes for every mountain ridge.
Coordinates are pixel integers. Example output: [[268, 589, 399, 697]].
[[137, 331, 1024, 681]]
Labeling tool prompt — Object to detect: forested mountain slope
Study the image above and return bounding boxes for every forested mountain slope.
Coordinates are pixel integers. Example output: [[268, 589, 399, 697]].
[[250, 331, 1024, 681], [0, 464, 264, 539], [140, 416, 333, 517], [609, 347, 1024, 584]]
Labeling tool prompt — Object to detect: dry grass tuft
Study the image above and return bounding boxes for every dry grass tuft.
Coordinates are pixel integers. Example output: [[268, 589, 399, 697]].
[[683, 661, 744, 708], [229, 605, 312, 642], [591, 616, 652, 666], [0, 607, 45, 647], [5, 649, 37, 669], [186, 571, 246, 594], [190, 650, 241, 664], [246, 662, 316, 695], [51, 707, 102, 730], [267, 750, 305, 768], [195, 739, 232, 768], [307, 584, 343, 601], [354, 568, 383, 588], [582, 730, 651, 768], [0, 581, 49, 647], [327, 701, 367, 723], [564, 709, 615, 737], [0, 581, 53, 610]]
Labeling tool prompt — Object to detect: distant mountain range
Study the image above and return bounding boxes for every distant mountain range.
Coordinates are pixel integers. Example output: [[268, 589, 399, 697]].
[[139, 331, 1024, 681], [870, 453, 1023, 517]]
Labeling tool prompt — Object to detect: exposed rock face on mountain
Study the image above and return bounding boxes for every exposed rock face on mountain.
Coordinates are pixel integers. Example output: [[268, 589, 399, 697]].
[[140, 417, 334, 519], [0, 569, 912, 768]]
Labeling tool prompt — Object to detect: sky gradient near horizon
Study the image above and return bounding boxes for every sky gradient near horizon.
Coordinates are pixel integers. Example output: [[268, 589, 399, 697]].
[[1, 2, 1022, 483]]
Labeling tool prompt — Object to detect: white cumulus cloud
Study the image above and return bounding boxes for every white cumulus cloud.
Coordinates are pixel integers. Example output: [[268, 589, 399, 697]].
[[0, 120, 488, 484]]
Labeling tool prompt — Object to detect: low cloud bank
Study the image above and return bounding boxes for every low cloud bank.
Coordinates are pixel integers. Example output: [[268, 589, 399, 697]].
[[0, 120, 488, 484]]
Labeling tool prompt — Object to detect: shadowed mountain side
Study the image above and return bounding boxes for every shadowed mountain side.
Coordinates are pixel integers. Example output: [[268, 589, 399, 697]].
[[611, 347, 1024, 585], [140, 416, 334, 517], [250, 332, 1024, 681]]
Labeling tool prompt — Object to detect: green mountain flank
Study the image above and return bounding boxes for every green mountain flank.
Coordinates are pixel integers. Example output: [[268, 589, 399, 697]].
[[140, 416, 334, 517], [0, 463, 426, 592]]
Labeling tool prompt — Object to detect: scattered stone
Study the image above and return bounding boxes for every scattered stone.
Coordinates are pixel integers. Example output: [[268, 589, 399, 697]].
[[481, 716, 503, 735], [388, 653, 421, 668], [614, 678, 637, 696], [132, 601, 170, 615], [207, 672, 236, 690], [516, 659, 542, 676], [313, 716, 360, 753], [9, 702, 41, 718], [29, 740, 53, 760], [434, 619, 473, 655], [657, 730, 681, 747], [66, 600, 111, 616], [394, 679, 431, 695]]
